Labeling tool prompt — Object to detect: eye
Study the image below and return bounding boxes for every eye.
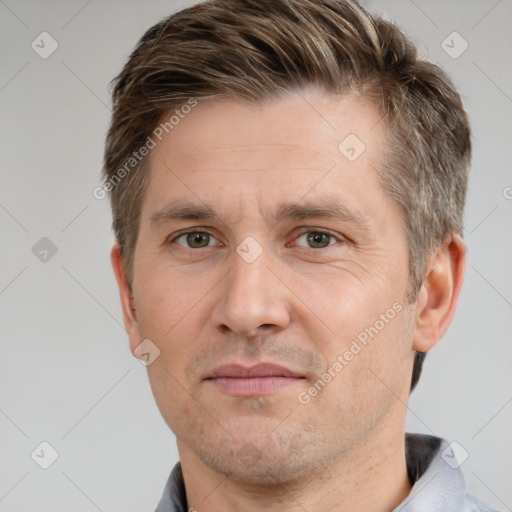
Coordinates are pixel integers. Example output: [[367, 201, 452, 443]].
[[173, 231, 219, 249], [295, 230, 339, 249]]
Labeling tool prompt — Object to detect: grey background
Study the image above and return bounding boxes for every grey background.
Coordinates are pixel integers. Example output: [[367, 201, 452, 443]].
[[1, 0, 511, 510]]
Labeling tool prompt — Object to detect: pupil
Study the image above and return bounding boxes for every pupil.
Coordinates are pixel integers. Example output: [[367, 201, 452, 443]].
[[188, 232, 209, 247], [307, 232, 330, 248]]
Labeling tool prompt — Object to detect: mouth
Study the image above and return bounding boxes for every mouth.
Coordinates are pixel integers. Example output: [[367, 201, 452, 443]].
[[205, 363, 306, 396]]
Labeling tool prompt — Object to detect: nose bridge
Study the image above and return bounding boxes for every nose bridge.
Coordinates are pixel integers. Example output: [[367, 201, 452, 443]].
[[212, 247, 290, 336]]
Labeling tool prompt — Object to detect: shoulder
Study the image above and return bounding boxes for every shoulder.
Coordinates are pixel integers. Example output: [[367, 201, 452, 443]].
[[465, 493, 502, 512]]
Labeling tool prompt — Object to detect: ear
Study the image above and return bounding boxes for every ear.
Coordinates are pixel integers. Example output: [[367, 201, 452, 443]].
[[412, 233, 466, 353], [110, 243, 141, 355]]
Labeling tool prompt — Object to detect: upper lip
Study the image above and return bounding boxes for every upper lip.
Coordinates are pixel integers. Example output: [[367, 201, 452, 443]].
[[207, 363, 304, 379]]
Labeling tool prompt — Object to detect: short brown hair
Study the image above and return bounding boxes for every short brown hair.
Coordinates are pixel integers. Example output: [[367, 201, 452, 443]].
[[103, 0, 471, 391]]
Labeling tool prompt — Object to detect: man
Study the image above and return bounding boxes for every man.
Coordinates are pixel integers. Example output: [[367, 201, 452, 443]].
[[103, 0, 498, 510]]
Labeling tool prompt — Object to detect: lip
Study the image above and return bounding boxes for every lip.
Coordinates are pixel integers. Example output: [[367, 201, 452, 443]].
[[209, 363, 303, 379], [205, 363, 305, 396]]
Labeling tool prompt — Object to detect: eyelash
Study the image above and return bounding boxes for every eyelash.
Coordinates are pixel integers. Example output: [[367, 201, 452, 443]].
[[292, 229, 343, 249], [166, 229, 220, 247], [166, 228, 345, 250]]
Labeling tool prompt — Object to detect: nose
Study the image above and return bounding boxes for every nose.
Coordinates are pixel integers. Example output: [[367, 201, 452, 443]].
[[211, 250, 291, 338]]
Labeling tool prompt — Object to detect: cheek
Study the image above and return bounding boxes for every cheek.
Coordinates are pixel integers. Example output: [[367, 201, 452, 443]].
[[347, 304, 413, 397], [133, 268, 211, 378], [308, 307, 413, 436], [290, 269, 394, 343], [135, 263, 203, 332], [146, 360, 203, 436], [304, 275, 412, 398], [138, 271, 213, 430]]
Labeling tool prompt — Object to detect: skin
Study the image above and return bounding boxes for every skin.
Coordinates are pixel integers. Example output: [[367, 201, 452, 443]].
[[111, 87, 466, 512]]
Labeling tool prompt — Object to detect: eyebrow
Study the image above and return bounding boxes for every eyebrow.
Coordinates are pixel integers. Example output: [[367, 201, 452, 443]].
[[273, 202, 372, 230], [150, 202, 217, 226], [149, 200, 372, 231]]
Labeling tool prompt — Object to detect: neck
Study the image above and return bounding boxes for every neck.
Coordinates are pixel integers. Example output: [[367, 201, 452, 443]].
[[179, 426, 411, 512]]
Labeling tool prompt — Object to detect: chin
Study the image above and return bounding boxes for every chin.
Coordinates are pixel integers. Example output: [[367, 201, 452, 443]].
[[189, 421, 330, 486]]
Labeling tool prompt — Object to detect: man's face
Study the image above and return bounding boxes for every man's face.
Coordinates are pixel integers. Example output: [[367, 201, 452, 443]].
[[128, 88, 417, 482]]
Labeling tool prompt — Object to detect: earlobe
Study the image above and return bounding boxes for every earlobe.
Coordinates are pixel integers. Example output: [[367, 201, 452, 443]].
[[110, 244, 140, 354], [412, 234, 466, 353]]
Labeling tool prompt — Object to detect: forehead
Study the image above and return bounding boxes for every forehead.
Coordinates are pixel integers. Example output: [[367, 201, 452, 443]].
[[153, 89, 383, 168], [141, 89, 389, 221]]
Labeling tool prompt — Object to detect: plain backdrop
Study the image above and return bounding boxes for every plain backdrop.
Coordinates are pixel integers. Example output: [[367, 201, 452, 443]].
[[1, 0, 511, 510]]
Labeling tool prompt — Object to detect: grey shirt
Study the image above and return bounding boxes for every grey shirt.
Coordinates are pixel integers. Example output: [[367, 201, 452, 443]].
[[155, 434, 500, 512]]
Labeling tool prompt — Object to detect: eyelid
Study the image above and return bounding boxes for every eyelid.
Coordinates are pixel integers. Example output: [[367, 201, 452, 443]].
[[165, 227, 346, 249], [290, 228, 347, 249], [166, 228, 222, 247]]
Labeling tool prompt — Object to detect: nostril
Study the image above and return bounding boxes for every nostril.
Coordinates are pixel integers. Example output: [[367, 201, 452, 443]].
[[217, 324, 232, 335]]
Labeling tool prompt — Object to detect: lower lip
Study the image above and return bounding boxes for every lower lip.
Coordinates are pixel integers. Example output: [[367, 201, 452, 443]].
[[208, 376, 303, 395]]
